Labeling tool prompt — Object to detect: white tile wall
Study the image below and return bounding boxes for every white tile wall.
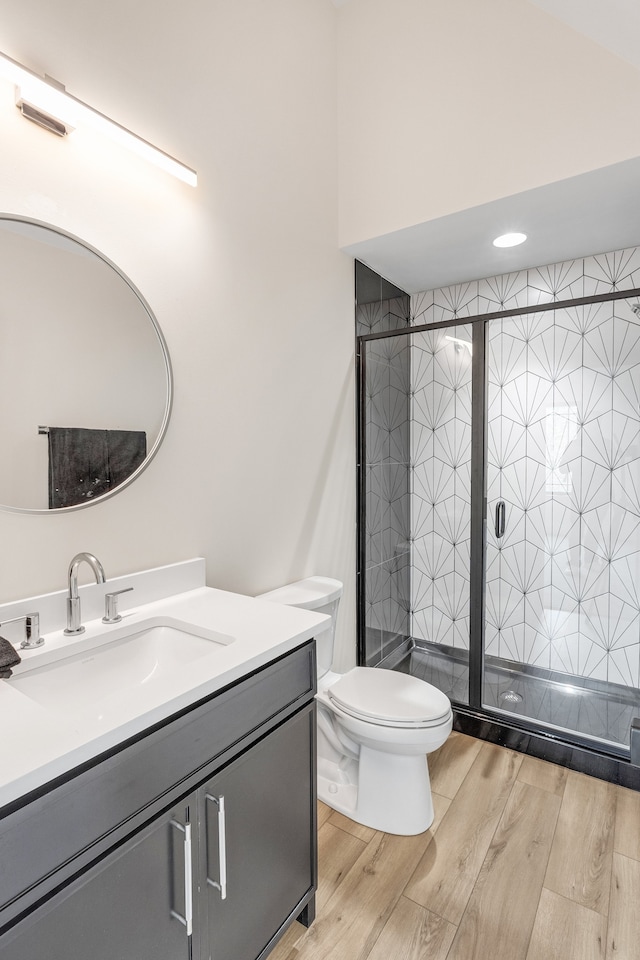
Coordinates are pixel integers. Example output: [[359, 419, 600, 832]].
[[410, 246, 640, 687]]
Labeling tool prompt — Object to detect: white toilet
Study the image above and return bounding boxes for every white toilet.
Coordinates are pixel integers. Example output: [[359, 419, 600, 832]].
[[257, 576, 452, 836]]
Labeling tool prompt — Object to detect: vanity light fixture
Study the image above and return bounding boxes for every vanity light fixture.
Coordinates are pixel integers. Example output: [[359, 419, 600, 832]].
[[493, 232, 527, 248], [0, 50, 197, 186]]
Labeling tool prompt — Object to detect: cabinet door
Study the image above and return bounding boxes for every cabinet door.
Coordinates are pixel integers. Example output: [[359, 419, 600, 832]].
[[199, 705, 315, 960], [0, 800, 194, 960]]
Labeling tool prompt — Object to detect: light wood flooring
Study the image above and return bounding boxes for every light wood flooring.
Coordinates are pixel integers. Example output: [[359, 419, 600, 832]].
[[270, 732, 640, 960]]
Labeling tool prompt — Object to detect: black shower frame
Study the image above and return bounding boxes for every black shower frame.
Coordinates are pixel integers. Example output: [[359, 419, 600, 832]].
[[356, 285, 640, 786]]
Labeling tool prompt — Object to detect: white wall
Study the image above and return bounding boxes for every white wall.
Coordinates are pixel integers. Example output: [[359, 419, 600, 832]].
[[0, 0, 357, 670], [337, 0, 640, 246]]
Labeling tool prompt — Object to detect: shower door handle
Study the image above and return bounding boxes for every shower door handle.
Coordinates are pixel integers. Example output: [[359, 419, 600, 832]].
[[495, 500, 506, 539]]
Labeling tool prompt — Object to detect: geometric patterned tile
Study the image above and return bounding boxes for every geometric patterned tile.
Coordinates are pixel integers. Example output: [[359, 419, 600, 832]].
[[555, 367, 611, 424], [413, 459, 454, 506], [501, 460, 548, 512], [432, 495, 469, 547], [610, 554, 640, 610], [580, 594, 611, 651], [579, 636, 609, 682], [563, 459, 611, 514], [500, 542, 550, 595], [607, 597, 640, 652], [407, 252, 640, 692], [583, 505, 640, 562], [478, 270, 529, 312], [433, 343, 473, 392], [582, 413, 639, 471], [612, 461, 640, 515], [528, 258, 584, 303], [488, 325, 527, 386], [411, 289, 435, 325], [432, 281, 479, 321], [414, 532, 454, 582], [584, 247, 640, 296], [413, 379, 455, 428], [412, 565, 433, 614], [549, 629, 581, 676], [500, 373, 552, 427], [584, 314, 640, 378], [527, 323, 582, 382], [613, 367, 640, 420], [608, 644, 640, 687], [487, 415, 528, 467]]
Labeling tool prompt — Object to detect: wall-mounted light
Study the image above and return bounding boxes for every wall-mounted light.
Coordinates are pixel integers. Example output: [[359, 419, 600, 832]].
[[493, 232, 527, 248], [0, 50, 197, 187]]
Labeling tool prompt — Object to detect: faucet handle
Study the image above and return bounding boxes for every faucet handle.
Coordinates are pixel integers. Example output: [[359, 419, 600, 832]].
[[102, 588, 134, 624], [0, 613, 44, 649]]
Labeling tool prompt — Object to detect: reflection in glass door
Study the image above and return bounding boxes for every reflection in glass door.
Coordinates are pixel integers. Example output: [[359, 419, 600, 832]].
[[484, 299, 640, 750]]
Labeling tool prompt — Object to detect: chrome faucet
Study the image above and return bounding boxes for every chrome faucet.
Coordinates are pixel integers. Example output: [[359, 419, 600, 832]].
[[0, 612, 44, 648], [64, 552, 106, 635]]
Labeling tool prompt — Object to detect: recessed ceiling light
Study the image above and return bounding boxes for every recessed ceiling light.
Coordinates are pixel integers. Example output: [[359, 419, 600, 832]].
[[493, 232, 527, 248]]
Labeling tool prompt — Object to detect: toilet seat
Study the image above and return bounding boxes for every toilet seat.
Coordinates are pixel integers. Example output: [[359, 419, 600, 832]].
[[328, 667, 451, 729]]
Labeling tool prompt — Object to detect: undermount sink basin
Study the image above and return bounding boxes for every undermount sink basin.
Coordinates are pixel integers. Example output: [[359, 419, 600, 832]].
[[10, 617, 234, 719]]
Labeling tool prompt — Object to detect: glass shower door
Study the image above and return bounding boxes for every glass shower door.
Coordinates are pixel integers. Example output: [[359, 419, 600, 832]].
[[410, 324, 474, 705], [484, 299, 640, 751], [361, 332, 412, 668]]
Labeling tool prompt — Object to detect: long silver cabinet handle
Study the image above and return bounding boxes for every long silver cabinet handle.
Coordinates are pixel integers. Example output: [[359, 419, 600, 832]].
[[205, 793, 228, 900], [169, 819, 193, 936], [495, 500, 506, 539]]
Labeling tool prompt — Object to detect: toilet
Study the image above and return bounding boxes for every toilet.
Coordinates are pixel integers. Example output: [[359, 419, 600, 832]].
[[257, 576, 452, 836]]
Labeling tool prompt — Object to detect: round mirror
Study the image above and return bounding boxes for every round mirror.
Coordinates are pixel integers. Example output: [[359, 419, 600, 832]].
[[0, 215, 172, 513]]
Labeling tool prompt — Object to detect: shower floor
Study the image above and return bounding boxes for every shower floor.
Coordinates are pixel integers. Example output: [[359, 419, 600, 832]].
[[395, 641, 640, 755]]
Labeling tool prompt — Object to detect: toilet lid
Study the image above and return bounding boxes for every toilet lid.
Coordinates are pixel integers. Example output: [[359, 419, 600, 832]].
[[328, 668, 451, 727]]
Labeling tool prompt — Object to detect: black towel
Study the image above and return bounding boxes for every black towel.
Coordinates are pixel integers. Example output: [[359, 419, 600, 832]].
[[0, 636, 21, 679], [48, 428, 147, 508]]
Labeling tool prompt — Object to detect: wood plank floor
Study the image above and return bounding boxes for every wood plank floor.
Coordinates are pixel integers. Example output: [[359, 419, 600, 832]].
[[270, 733, 640, 960]]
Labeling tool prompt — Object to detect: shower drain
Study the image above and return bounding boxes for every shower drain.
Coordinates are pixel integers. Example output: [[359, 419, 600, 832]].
[[500, 690, 524, 704]]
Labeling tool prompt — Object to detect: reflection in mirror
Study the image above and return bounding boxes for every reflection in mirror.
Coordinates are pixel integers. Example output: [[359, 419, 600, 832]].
[[0, 216, 172, 513]]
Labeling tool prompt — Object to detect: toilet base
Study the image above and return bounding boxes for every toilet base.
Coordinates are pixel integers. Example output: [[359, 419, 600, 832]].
[[317, 746, 435, 835]]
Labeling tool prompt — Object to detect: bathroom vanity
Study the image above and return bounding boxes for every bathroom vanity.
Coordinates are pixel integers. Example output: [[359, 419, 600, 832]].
[[0, 561, 324, 960]]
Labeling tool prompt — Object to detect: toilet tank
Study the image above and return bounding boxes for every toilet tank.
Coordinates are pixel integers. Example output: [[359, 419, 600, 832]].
[[256, 577, 343, 679]]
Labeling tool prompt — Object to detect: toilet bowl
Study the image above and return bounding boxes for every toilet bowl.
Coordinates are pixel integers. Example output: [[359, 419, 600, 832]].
[[257, 577, 452, 835]]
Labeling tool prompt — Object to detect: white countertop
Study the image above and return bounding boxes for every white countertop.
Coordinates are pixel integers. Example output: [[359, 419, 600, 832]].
[[0, 585, 326, 810]]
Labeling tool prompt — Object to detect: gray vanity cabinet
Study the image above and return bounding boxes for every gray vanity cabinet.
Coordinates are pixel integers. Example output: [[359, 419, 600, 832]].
[[0, 641, 317, 960], [0, 799, 194, 960], [199, 707, 314, 960]]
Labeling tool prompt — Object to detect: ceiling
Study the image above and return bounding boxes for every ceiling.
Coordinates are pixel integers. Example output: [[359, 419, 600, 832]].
[[343, 158, 640, 294], [336, 0, 640, 294]]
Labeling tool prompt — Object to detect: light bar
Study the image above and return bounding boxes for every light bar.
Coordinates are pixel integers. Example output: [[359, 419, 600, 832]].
[[0, 50, 197, 186]]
